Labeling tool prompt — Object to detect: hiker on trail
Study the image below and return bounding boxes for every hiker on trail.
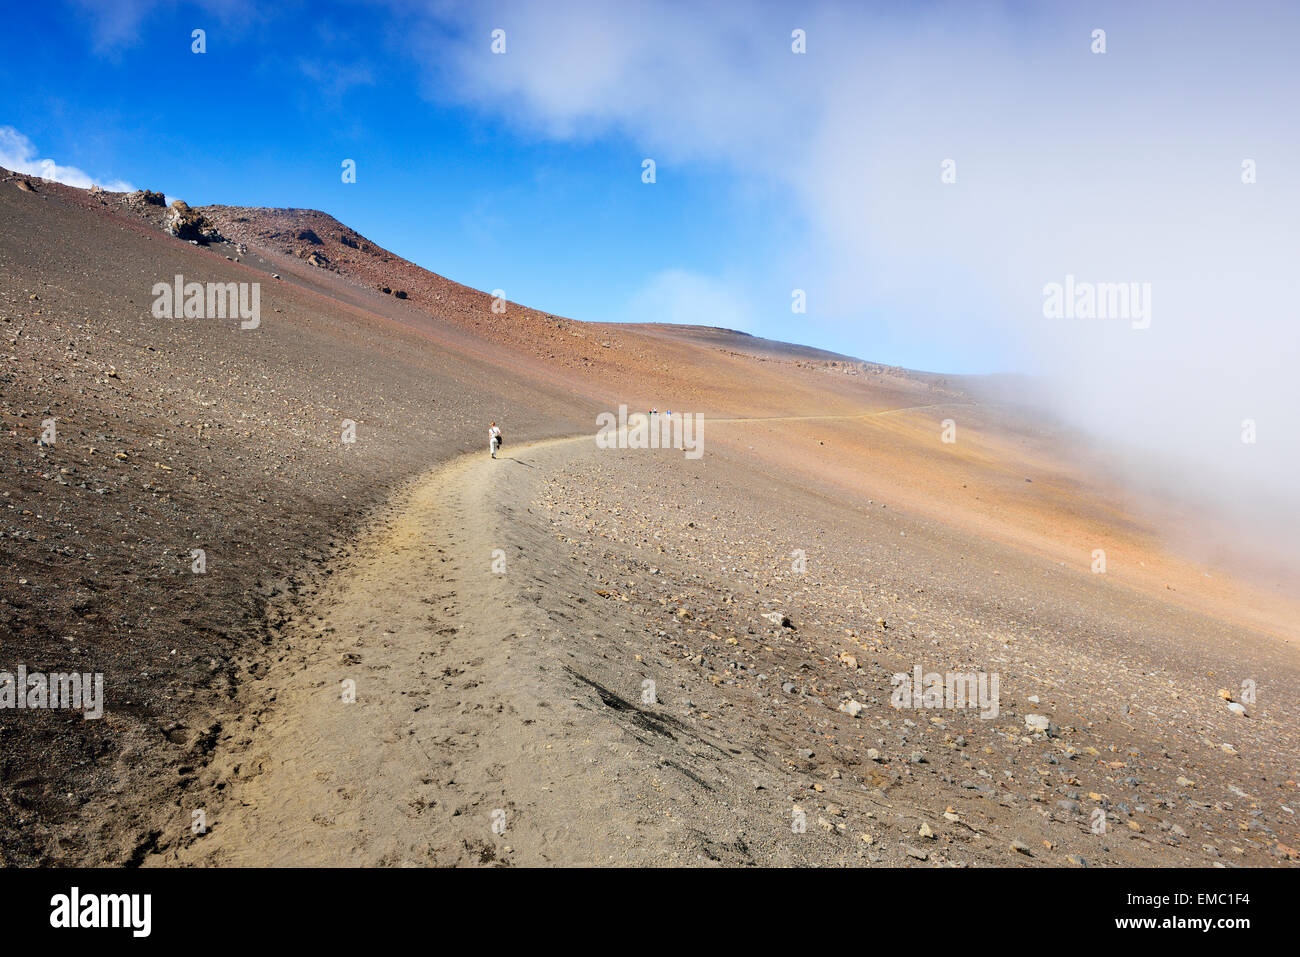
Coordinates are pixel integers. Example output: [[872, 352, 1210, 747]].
[[489, 421, 502, 458]]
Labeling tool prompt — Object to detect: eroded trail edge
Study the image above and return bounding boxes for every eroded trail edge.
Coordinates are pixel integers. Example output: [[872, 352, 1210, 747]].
[[157, 438, 604, 865], [152, 404, 1296, 868]]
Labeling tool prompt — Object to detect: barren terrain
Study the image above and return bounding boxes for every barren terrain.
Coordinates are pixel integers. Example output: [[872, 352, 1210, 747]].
[[2, 168, 1297, 866]]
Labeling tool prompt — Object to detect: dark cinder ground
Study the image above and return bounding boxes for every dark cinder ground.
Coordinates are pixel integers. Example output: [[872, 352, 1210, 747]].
[[2, 169, 1296, 867]]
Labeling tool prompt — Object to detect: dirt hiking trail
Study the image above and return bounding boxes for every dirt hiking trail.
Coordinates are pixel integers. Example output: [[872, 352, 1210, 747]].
[[148, 403, 1299, 868], [158, 436, 642, 866], [154, 407, 958, 867]]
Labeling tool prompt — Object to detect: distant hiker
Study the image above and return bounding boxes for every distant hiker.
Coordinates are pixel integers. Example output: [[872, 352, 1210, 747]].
[[489, 421, 502, 458]]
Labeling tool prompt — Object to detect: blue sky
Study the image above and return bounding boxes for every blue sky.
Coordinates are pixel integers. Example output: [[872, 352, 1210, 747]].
[[2, 1, 826, 361], [6, 0, 1299, 566], [4, 0, 1300, 414]]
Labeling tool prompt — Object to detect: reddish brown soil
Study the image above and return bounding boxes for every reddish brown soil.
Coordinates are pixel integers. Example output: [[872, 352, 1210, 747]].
[[2, 169, 1296, 867]]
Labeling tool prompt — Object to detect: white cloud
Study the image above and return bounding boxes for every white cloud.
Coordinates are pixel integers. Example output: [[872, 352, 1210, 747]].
[[401, 0, 1300, 560], [69, 0, 161, 51], [296, 57, 376, 97], [0, 127, 136, 193], [70, 0, 257, 52], [620, 269, 753, 331]]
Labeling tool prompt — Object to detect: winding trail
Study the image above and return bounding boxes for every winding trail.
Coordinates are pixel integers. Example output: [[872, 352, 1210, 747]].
[[160, 437, 624, 865], [153, 404, 962, 866]]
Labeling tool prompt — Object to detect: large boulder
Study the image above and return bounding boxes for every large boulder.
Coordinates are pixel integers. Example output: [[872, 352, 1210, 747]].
[[164, 200, 221, 243], [125, 188, 166, 206]]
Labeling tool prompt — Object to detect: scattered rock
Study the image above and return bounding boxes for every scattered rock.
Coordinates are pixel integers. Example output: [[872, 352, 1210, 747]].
[[1025, 714, 1051, 733], [164, 201, 222, 244], [125, 188, 166, 206]]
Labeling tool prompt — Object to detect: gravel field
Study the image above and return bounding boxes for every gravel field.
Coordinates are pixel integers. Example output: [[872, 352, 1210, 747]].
[[2, 170, 1296, 867]]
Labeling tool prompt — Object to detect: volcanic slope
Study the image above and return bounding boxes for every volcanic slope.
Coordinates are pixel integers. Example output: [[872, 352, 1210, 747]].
[[2, 169, 1297, 865]]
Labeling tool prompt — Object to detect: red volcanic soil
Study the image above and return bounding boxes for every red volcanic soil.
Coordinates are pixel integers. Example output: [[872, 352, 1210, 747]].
[[2, 168, 1297, 866]]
